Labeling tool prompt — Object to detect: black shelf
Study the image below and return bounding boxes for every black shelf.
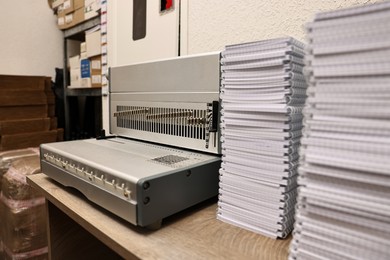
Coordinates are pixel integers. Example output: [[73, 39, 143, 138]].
[[64, 16, 101, 39], [66, 88, 102, 97]]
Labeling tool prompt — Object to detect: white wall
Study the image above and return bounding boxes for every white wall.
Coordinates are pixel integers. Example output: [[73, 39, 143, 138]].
[[183, 0, 383, 55], [0, 1, 63, 79]]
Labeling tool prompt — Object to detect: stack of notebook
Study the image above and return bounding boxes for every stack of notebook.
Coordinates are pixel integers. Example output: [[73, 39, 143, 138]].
[[290, 2, 390, 259], [217, 37, 307, 238]]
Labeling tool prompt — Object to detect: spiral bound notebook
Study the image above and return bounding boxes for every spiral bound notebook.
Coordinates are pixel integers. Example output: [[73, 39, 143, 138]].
[[217, 37, 307, 239], [290, 2, 390, 260]]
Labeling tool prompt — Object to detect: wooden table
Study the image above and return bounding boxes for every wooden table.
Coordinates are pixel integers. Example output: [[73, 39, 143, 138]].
[[27, 173, 291, 260]]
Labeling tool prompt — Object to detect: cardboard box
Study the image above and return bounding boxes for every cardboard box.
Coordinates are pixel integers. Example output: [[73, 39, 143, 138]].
[[48, 105, 55, 117], [57, 3, 65, 14], [90, 55, 102, 88], [0, 130, 58, 151], [65, 12, 73, 24], [44, 77, 52, 91], [69, 81, 89, 89], [57, 10, 68, 29], [90, 55, 101, 72], [74, 0, 84, 10], [91, 74, 102, 88], [62, 0, 73, 14], [0, 90, 47, 107], [46, 94, 55, 106], [57, 11, 66, 29], [70, 7, 85, 27], [80, 42, 87, 53], [50, 117, 58, 130], [70, 56, 101, 88], [51, 0, 64, 9], [46, 90, 56, 105], [70, 68, 81, 87], [44, 78, 55, 105], [80, 51, 87, 59], [84, 0, 100, 20], [62, 0, 83, 14], [86, 29, 101, 58], [81, 77, 92, 88], [69, 55, 80, 69], [0, 75, 48, 91], [0, 118, 51, 135], [57, 7, 84, 30], [0, 106, 48, 121]]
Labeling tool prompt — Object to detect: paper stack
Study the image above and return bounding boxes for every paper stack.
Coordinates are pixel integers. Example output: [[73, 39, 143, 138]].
[[217, 37, 307, 238], [290, 2, 390, 259]]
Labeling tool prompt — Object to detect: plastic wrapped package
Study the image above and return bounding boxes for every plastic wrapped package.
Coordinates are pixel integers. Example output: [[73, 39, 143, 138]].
[[0, 200, 3, 259], [0, 148, 39, 193], [0, 148, 40, 259], [1, 203, 47, 260], [1, 157, 42, 201], [0, 155, 48, 260]]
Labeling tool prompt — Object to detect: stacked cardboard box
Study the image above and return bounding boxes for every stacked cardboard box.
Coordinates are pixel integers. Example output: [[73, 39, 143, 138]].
[[69, 54, 81, 87], [85, 26, 102, 88], [0, 75, 63, 151], [84, 0, 101, 20], [69, 38, 102, 88], [50, 0, 101, 30], [56, 0, 85, 30]]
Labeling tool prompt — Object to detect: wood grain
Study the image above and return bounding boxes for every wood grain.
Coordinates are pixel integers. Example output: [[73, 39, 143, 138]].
[[46, 201, 122, 259], [28, 173, 291, 260]]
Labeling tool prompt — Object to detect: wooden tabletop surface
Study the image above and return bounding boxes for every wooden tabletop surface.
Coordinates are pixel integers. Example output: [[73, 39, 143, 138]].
[[27, 173, 291, 260]]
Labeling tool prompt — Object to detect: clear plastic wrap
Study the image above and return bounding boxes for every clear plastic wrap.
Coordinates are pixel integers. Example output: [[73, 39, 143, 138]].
[[0, 148, 39, 193], [0, 155, 48, 259]]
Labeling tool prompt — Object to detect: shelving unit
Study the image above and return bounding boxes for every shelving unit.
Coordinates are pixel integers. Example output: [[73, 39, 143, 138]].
[[62, 16, 102, 140], [66, 88, 101, 97]]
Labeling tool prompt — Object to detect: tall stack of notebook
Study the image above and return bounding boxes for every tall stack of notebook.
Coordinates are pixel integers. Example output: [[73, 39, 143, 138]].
[[290, 2, 390, 259], [217, 37, 307, 238]]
